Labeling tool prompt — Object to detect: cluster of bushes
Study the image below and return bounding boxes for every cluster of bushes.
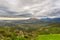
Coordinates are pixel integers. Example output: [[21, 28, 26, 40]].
[[0, 27, 26, 40]]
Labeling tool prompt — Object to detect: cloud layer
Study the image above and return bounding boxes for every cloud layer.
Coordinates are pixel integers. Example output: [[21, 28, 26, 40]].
[[0, 0, 60, 18]]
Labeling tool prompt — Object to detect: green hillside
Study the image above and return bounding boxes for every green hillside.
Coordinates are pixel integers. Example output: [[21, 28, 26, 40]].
[[35, 34, 60, 40], [0, 23, 60, 40]]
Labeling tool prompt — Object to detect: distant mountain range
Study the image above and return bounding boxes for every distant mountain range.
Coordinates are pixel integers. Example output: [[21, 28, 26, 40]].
[[40, 18, 60, 24], [0, 18, 60, 24]]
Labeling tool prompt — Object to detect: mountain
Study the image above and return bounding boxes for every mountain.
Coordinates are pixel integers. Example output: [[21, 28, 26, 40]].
[[40, 18, 60, 24], [52, 18, 60, 23]]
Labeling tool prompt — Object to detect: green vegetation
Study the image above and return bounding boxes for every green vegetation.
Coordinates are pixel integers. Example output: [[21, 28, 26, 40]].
[[0, 23, 60, 40], [35, 34, 60, 40]]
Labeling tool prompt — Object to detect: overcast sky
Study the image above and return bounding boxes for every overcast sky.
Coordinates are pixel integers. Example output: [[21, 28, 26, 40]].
[[0, 0, 60, 20]]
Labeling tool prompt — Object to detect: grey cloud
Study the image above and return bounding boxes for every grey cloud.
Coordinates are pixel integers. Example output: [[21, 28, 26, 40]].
[[48, 9, 60, 16], [0, 0, 60, 18], [0, 5, 33, 17]]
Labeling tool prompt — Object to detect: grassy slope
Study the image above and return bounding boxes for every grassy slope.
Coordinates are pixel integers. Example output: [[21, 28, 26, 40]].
[[35, 34, 60, 40], [0, 23, 60, 40]]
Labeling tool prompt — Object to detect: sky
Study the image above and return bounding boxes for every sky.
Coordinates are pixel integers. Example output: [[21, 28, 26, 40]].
[[0, 0, 60, 20]]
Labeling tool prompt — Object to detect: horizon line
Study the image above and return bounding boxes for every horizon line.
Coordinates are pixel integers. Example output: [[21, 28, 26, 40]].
[[0, 17, 30, 20]]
